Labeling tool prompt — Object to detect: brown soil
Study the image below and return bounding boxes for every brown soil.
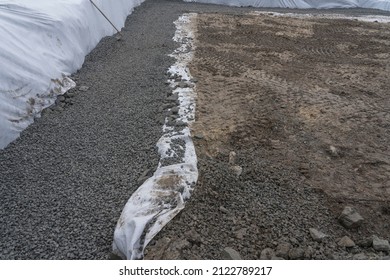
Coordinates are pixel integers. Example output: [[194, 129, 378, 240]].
[[145, 12, 390, 260], [192, 13, 390, 203]]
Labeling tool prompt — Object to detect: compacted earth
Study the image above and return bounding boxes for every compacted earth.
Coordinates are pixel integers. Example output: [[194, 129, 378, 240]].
[[145, 12, 390, 260]]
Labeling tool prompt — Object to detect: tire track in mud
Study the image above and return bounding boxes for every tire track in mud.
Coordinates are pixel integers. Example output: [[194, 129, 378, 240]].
[[302, 46, 340, 57]]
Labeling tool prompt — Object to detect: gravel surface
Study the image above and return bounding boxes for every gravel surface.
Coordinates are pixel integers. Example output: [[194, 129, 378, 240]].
[[1, 0, 389, 260], [0, 0, 180, 260]]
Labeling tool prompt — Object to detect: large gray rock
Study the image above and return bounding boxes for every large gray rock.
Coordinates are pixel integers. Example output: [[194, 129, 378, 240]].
[[372, 236, 390, 252], [309, 228, 327, 242], [338, 206, 364, 228], [222, 247, 242, 260]]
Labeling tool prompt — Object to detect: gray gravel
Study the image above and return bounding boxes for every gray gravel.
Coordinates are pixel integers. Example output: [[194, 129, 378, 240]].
[[1, 0, 389, 260], [0, 0, 180, 260]]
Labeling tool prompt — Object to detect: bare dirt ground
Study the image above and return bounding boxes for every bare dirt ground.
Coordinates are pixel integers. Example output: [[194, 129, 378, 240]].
[[145, 12, 390, 260], [192, 13, 390, 202]]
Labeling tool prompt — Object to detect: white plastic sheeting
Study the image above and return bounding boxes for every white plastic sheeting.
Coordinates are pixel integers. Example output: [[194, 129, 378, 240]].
[[0, 0, 145, 149], [113, 13, 198, 260], [183, 0, 390, 11]]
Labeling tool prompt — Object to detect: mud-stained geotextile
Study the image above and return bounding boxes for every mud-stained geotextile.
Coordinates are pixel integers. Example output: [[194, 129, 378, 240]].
[[145, 13, 390, 260]]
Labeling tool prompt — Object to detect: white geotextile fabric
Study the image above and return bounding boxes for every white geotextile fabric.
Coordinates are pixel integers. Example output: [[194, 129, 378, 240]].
[[183, 0, 390, 11], [113, 13, 198, 260], [0, 0, 145, 149]]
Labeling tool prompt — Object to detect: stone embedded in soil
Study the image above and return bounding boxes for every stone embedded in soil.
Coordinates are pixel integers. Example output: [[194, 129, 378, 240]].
[[353, 253, 368, 260], [43, 109, 52, 115], [229, 151, 237, 165], [234, 228, 246, 240], [229, 165, 243, 177], [338, 206, 364, 229], [338, 236, 355, 248], [349, 246, 361, 254], [193, 133, 204, 140], [167, 121, 175, 127], [289, 237, 299, 246], [158, 116, 165, 125], [167, 93, 178, 102], [178, 81, 188, 88], [148, 237, 193, 260], [324, 249, 336, 260], [171, 107, 179, 114], [221, 247, 242, 260], [79, 86, 89, 92], [137, 168, 152, 185], [309, 228, 327, 242], [260, 248, 275, 260], [219, 206, 229, 214], [304, 246, 314, 259], [65, 92, 75, 98], [357, 236, 373, 248], [144, 237, 171, 260], [176, 120, 187, 127], [328, 145, 339, 157], [166, 239, 191, 260], [275, 242, 291, 259], [289, 247, 305, 260], [185, 229, 202, 245], [372, 235, 390, 252]]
